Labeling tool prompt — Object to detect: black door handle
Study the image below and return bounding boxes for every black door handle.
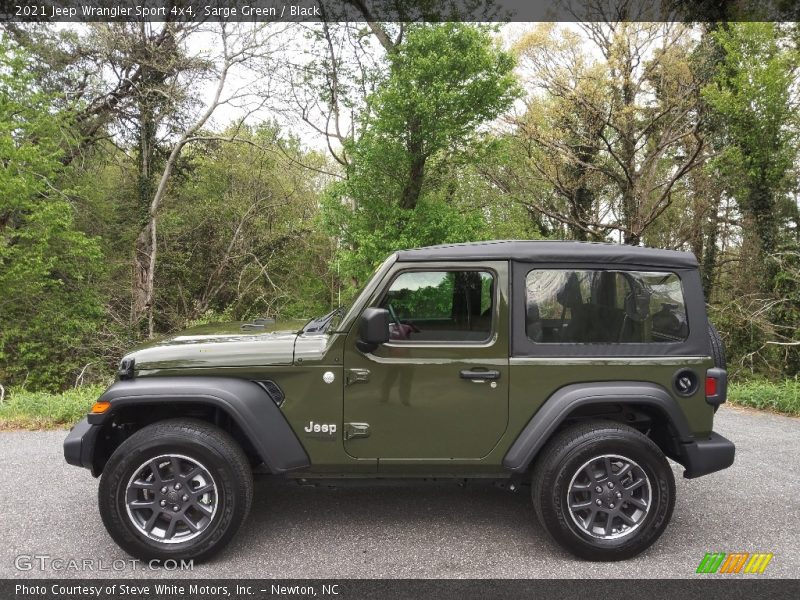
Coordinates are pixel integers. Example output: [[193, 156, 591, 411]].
[[459, 369, 501, 381]]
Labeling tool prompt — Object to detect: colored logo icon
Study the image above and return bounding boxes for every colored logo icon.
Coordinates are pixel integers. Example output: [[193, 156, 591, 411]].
[[696, 552, 774, 574]]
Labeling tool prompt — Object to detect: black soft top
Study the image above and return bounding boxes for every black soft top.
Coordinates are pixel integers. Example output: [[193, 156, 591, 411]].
[[396, 240, 697, 269]]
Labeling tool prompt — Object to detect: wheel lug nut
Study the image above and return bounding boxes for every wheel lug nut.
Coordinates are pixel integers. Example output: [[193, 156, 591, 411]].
[[160, 500, 166, 507], [173, 505, 179, 512], [608, 482, 614, 489], [182, 495, 188, 502], [616, 491, 622, 498], [174, 483, 182, 490], [595, 499, 602, 506], [160, 487, 167, 493], [595, 486, 602, 493], [609, 503, 615, 509]]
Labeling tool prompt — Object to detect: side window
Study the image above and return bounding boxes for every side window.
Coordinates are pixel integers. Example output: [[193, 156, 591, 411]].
[[525, 269, 688, 344], [380, 270, 494, 342]]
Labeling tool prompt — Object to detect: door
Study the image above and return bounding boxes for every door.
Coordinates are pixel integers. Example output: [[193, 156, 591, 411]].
[[342, 261, 509, 461]]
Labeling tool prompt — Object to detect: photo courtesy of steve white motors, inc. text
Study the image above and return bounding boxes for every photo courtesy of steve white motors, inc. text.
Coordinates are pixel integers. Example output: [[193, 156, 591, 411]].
[[14, 583, 341, 597], [12, 3, 321, 19]]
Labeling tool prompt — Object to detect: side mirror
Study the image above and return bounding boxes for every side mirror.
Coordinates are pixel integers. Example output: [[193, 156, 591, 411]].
[[357, 307, 390, 352]]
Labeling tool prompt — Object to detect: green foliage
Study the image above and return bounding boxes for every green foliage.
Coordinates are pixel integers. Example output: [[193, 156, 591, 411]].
[[156, 124, 334, 325], [3, 22, 800, 398], [323, 23, 519, 289], [369, 23, 518, 158], [700, 24, 800, 376], [729, 378, 800, 416], [0, 42, 106, 391], [702, 23, 797, 258], [323, 180, 487, 287], [0, 384, 105, 429]]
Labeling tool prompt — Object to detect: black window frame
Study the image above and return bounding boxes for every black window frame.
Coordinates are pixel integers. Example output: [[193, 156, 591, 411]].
[[511, 261, 709, 358], [376, 267, 499, 346]]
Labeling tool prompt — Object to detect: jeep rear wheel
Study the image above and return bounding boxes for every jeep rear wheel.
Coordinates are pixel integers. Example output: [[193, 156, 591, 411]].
[[99, 418, 253, 562], [531, 421, 675, 561]]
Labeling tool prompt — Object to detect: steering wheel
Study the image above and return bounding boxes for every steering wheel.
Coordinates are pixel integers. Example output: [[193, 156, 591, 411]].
[[388, 303, 402, 328], [387, 304, 420, 340]]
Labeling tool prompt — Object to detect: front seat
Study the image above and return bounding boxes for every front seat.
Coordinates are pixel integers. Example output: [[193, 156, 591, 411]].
[[556, 273, 587, 342], [527, 301, 543, 342]]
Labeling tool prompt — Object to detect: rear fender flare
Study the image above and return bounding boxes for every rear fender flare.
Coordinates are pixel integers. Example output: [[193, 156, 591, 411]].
[[503, 381, 689, 473]]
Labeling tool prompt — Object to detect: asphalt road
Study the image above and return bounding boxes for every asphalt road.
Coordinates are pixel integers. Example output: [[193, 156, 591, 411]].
[[1, 405, 797, 579]]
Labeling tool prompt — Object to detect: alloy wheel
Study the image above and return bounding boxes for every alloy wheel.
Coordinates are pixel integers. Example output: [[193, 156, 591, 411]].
[[566, 454, 652, 540], [124, 454, 218, 544]]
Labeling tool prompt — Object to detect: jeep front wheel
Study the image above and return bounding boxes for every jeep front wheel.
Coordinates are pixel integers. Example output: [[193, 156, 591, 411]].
[[531, 421, 675, 561], [98, 418, 253, 562]]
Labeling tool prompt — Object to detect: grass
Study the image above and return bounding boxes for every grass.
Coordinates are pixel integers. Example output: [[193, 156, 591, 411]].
[[0, 385, 105, 430], [728, 378, 800, 417], [0, 378, 797, 430]]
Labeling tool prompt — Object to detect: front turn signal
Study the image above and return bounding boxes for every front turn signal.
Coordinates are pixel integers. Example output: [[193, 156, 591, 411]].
[[90, 401, 111, 414]]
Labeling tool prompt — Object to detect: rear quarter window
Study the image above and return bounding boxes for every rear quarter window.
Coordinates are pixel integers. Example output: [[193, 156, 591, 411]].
[[525, 269, 688, 344]]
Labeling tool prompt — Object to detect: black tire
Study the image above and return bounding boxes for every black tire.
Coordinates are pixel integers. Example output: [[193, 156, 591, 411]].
[[708, 322, 726, 369], [99, 418, 253, 562], [531, 421, 675, 561]]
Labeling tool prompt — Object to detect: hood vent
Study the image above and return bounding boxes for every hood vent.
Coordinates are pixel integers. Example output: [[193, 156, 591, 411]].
[[241, 317, 276, 331]]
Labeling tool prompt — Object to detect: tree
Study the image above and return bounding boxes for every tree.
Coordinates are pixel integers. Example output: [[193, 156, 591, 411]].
[[323, 23, 519, 286], [701, 23, 800, 375], [131, 23, 288, 337], [155, 124, 333, 327], [702, 23, 798, 286], [0, 42, 105, 390], [506, 22, 705, 245]]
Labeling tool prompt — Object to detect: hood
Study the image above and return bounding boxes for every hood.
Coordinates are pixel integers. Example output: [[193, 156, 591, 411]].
[[125, 319, 307, 372]]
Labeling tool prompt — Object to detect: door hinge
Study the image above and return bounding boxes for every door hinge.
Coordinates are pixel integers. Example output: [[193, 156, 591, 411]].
[[344, 422, 370, 440], [346, 368, 370, 386]]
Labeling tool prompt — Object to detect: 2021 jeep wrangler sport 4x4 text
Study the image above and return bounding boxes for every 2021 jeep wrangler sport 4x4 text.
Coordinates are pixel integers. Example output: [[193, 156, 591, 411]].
[[65, 241, 734, 561]]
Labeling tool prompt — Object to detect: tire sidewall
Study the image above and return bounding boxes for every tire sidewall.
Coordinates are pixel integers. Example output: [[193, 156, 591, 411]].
[[541, 431, 675, 560], [100, 430, 245, 561]]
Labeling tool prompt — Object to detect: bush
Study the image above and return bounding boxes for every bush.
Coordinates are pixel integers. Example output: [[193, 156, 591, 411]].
[[728, 378, 800, 416], [0, 385, 105, 430]]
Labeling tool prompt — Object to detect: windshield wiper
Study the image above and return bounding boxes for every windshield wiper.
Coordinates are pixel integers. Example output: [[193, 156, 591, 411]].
[[302, 306, 345, 333]]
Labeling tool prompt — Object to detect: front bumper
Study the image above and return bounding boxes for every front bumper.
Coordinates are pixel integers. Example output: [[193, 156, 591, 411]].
[[63, 417, 100, 472], [678, 431, 735, 479]]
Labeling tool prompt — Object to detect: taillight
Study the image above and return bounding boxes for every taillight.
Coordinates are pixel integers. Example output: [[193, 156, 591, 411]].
[[705, 376, 718, 398]]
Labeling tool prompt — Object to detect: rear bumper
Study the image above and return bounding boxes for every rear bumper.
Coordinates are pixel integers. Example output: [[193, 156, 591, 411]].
[[63, 417, 99, 472], [678, 431, 735, 479]]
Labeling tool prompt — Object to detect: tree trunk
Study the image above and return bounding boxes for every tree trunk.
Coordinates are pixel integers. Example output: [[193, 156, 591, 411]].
[[701, 193, 721, 299], [132, 219, 154, 335], [130, 93, 158, 335], [399, 118, 425, 210], [400, 154, 426, 210], [619, 34, 639, 246]]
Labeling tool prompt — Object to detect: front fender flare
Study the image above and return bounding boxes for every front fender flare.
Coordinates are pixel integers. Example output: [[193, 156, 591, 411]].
[[503, 382, 690, 473], [90, 377, 310, 474]]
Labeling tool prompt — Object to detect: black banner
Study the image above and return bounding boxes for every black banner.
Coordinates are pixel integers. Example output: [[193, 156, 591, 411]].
[[4, 579, 800, 600], [0, 0, 798, 23]]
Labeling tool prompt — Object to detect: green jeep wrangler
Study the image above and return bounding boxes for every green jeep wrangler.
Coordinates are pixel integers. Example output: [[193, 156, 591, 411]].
[[64, 241, 734, 562]]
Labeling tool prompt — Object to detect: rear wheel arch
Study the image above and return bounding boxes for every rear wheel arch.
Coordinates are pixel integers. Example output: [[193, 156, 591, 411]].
[[504, 382, 692, 474]]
